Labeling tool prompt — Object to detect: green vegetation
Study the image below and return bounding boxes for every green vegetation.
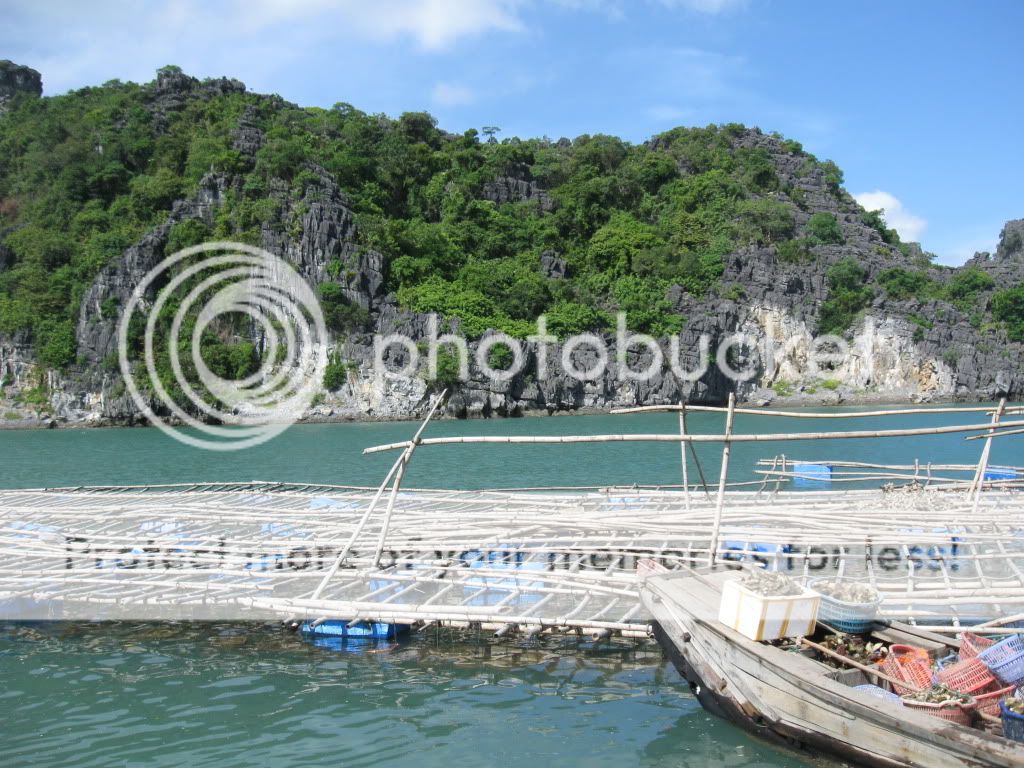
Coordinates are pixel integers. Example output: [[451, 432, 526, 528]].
[[993, 286, 1024, 341], [771, 379, 794, 397], [322, 352, 350, 391], [0, 72, 854, 372], [944, 267, 994, 311], [806, 212, 844, 244], [0, 66, 1015, 397], [486, 342, 515, 371], [428, 346, 463, 390], [319, 283, 370, 334], [776, 237, 815, 264], [817, 258, 873, 335], [877, 267, 932, 300], [861, 209, 900, 245]]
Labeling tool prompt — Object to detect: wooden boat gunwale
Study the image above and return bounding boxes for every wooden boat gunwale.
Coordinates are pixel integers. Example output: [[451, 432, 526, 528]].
[[643, 568, 1024, 768]]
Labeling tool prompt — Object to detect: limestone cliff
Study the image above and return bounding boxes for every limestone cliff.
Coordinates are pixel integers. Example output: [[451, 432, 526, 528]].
[[0, 65, 1022, 426]]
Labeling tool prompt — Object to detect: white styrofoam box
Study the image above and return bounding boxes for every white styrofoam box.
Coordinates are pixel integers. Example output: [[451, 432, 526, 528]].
[[718, 578, 820, 641]]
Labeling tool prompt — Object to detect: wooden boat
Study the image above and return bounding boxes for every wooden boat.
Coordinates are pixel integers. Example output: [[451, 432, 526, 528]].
[[641, 568, 1024, 768]]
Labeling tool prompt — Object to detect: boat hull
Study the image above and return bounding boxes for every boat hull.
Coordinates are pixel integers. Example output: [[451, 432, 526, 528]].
[[644, 572, 1024, 768]]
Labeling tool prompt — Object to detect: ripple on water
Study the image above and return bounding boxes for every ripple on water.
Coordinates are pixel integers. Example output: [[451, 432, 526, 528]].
[[0, 622, 826, 768]]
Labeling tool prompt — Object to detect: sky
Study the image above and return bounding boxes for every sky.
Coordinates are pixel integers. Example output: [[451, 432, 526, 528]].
[[2, 0, 1021, 265]]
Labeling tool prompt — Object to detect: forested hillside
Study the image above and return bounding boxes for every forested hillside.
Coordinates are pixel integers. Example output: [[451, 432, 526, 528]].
[[1, 62, 1021, 423]]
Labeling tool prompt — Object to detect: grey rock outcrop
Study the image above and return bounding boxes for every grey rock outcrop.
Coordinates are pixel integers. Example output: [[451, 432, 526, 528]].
[[2, 73, 1022, 426], [479, 162, 555, 212], [0, 60, 42, 114]]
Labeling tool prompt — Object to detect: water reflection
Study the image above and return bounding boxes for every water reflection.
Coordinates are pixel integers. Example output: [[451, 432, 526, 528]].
[[0, 622, 825, 768]]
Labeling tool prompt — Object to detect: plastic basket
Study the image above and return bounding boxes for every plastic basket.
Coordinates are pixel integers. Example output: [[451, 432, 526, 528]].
[[881, 645, 935, 695], [979, 635, 1024, 686], [809, 579, 881, 634], [975, 685, 1015, 718], [958, 631, 995, 660], [1000, 699, 1024, 743], [901, 695, 975, 726], [854, 684, 903, 705], [937, 657, 997, 694]]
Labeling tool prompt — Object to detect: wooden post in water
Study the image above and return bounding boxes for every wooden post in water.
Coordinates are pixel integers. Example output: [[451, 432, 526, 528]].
[[708, 393, 736, 566], [679, 404, 691, 510], [970, 397, 1006, 508]]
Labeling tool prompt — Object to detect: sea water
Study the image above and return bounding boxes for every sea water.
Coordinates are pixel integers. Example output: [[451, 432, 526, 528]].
[[1, 406, 1019, 767]]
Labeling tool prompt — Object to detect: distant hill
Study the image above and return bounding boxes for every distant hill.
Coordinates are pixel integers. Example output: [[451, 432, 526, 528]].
[[0, 63, 1021, 425]]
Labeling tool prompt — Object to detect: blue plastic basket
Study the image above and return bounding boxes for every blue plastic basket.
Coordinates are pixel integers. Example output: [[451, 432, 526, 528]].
[[979, 635, 1024, 687], [999, 699, 1024, 743], [854, 684, 903, 705], [809, 579, 881, 634]]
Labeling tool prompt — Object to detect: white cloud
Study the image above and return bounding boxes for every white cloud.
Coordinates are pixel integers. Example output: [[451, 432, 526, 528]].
[[431, 81, 475, 106], [653, 0, 747, 12], [554, 0, 746, 14], [0, 0, 528, 95], [236, 0, 524, 49], [854, 190, 928, 243]]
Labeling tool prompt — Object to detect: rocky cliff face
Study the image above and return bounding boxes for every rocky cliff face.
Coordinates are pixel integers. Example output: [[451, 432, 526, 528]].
[[0, 61, 42, 115], [1, 68, 1022, 426]]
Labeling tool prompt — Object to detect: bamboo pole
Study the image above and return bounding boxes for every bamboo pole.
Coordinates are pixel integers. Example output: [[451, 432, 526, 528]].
[[756, 459, 1024, 471], [363, 418, 1024, 454], [970, 398, 1006, 507], [610, 403, 1023, 418], [311, 391, 446, 599], [708, 393, 736, 567], [678, 404, 690, 511], [371, 391, 447, 567], [799, 638, 925, 694], [308, 453, 404, 600], [965, 426, 1024, 441]]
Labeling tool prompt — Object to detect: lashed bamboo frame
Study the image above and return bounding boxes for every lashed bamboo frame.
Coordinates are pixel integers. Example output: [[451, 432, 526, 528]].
[[1, 400, 1022, 635]]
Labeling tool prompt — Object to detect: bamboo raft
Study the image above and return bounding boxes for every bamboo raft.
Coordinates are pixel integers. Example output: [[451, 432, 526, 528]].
[[1, 399, 1023, 635]]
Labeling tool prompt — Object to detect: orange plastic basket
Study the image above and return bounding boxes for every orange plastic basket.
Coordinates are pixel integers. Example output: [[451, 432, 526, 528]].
[[889, 643, 930, 662], [881, 646, 934, 695], [937, 657, 997, 694], [959, 631, 996, 660]]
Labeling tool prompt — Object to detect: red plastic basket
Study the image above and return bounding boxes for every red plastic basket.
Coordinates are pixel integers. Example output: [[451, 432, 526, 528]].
[[881, 646, 934, 695], [959, 631, 995, 660], [937, 657, 997, 694], [901, 695, 975, 726], [975, 685, 1015, 718]]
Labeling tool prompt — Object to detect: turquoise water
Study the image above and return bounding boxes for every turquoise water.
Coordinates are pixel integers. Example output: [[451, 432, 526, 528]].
[[0, 405, 1020, 767], [1, 405, 1019, 490], [0, 623, 818, 768]]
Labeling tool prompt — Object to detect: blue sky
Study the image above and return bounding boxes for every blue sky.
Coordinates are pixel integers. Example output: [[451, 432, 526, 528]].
[[2, 0, 1021, 264]]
